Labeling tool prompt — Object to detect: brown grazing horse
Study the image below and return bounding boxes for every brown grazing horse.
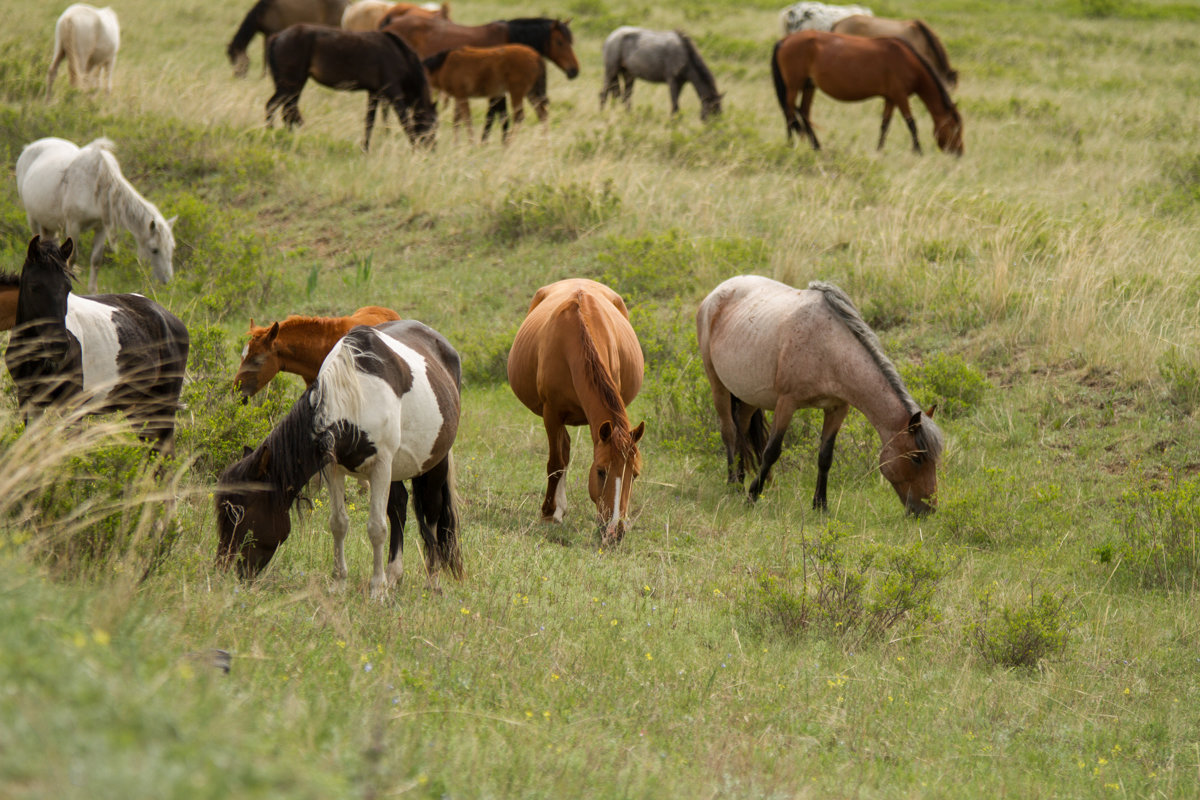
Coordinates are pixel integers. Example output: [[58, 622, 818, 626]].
[[423, 45, 547, 142], [265, 25, 437, 150], [228, 0, 347, 77], [507, 279, 645, 545], [831, 15, 958, 90], [771, 30, 963, 155], [697, 275, 942, 515], [234, 305, 401, 399]]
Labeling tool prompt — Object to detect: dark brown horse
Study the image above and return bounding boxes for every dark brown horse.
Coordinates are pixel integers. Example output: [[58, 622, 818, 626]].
[[265, 25, 436, 150], [507, 279, 645, 545], [771, 30, 963, 155], [423, 45, 547, 142], [233, 306, 401, 399], [227, 0, 347, 78]]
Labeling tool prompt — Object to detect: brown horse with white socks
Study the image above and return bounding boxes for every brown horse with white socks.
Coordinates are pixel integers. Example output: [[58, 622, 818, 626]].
[[507, 279, 645, 544]]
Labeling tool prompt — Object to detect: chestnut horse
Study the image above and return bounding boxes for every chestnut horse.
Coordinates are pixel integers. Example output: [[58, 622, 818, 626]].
[[832, 15, 957, 90], [384, 15, 579, 78], [507, 279, 645, 544], [234, 305, 401, 399], [697, 275, 942, 515], [771, 30, 963, 155], [265, 25, 437, 150], [227, 0, 347, 77], [423, 45, 547, 142]]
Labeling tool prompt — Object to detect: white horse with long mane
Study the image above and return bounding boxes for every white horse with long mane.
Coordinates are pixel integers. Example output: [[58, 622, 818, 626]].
[[46, 4, 120, 97], [16, 137, 176, 293], [779, 2, 872, 35]]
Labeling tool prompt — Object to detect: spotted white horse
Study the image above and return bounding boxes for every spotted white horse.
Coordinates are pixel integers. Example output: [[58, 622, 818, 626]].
[[779, 2, 872, 35]]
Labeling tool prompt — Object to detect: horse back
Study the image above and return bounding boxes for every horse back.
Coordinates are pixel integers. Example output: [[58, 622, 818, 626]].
[[74, 293, 189, 399]]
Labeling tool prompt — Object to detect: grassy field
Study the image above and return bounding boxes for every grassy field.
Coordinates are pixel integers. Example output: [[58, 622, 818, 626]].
[[3, 0, 1200, 796]]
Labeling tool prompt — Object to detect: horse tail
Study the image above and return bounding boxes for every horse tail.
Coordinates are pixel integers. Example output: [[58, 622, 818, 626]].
[[436, 451, 464, 578], [731, 395, 768, 471], [770, 39, 799, 136], [83, 137, 116, 153], [227, 0, 272, 65], [911, 20, 957, 89]]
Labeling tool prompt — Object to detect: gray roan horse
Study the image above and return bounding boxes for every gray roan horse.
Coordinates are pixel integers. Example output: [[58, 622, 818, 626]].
[[215, 320, 463, 597], [696, 275, 942, 515], [4, 236, 189, 455], [600, 27, 722, 121]]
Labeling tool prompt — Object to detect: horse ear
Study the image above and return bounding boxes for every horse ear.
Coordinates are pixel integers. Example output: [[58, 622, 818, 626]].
[[247, 317, 256, 332], [925, 404, 937, 419], [242, 445, 254, 458], [907, 411, 923, 432], [257, 446, 272, 478], [149, 219, 155, 233], [631, 421, 645, 444], [166, 215, 178, 228], [26, 235, 41, 259], [598, 420, 613, 442], [60, 237, 74, 262], [266, 321, 280, 344]]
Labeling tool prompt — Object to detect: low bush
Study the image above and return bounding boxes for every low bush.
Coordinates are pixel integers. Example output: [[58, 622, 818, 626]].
[[968, 587, 1074, 668], [1109, 473, 1200, 591], [901, 352, 990, 419], [492, 180, 621, 242]]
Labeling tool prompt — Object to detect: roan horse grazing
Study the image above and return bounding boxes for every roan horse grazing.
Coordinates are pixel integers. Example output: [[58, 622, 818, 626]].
[[227, 0, 347, 77], [771, 31, 963, 155], [233, 305, 402, 399], [46, 4, 120, 98], [696, 275, 942, 515], [265, 25, 437, 151], [16, 137, 176, 293], [423, 45, 547, 142], [4, 237, 189, 455], [832, 15, 958, 91], [600, 27, 723, 121], [216, 320, 463, 597], [779, 2, 872, 35], [507, 279, 645, 544]]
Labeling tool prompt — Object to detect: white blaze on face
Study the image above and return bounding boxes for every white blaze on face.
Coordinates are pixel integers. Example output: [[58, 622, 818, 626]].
[[609, 476, 623, 528]]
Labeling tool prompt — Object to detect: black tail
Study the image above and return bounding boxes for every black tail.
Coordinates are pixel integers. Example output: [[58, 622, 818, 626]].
[[732, 395, 769, 472], [412, 453, 463, 579], [227, 0, 272, 64], [770, 39, 800, 139]]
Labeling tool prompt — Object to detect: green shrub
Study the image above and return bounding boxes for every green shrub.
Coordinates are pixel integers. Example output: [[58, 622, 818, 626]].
[[968, 588, 1073, 668], [1157, 346, 1200, 414], [492, 180, 621, 242], [901, 352, 990, 419], [1111, 473, 1200, 591]]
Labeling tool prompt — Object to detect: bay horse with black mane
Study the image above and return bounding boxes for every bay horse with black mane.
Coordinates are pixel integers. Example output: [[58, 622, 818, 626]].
[[507, 279, 645, 545], [227, 0, 347, 77], [216, 320, 463, 596], [423, 45, 547, 142], [771, 30, 963, 155], [4, 236, 189, 455], [697, 275, 942, 515], [266, 25, 436, 151], [234, 306, 401, 399]]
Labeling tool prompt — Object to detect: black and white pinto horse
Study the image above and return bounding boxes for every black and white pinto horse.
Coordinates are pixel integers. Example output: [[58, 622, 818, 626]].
[[600, 26, 723, 121], [215, 319, 464, 597], [779, 2, 872, 35], [3, 236, 189, 454]]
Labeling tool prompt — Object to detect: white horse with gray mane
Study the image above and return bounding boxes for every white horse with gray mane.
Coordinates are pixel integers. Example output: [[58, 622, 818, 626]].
[[46, 4, 120, 97], [779, 2, 872, 35], [601, 26, 723, 121], [15, 137, 175, 293]]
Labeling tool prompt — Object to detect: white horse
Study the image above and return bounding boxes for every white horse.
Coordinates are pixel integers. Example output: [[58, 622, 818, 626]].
[[46, 4, 120, 98], [16, 137, 176, 293], [779, 2, 872, 35]]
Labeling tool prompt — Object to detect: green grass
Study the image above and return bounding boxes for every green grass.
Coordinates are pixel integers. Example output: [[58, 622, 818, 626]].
[[2, 0, 1200, 796]]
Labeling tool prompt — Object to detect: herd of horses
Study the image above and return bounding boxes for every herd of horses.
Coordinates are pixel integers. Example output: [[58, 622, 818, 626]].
[[7, 1, 957, 593]]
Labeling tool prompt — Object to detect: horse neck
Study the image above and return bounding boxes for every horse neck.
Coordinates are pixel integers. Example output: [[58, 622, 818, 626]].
[[910, 59, 955, 126], [679, 41, 718, 100], [260, 392, 328, 506], [565, 305, 631, 439], [273, 317, 357, 383], [96, 154, 157, 238], [839, 363, 918, 448]]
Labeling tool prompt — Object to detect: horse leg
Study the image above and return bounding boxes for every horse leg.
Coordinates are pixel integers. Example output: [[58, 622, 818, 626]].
[[668, 76, 684, 115], [453, 98, 472, 141], [748, 397, 798, 501], [878, 100, 895, 151], [812, 405, 849, 511], [384, 479, 408, 585], [327, 466, 351, 581], [799, 82, 820, 150], [701, 360, 740, 483], [541, 415, 571, 522], [104, 52, 116, 93], [363, 94, 379, 152], [365, 460, 393, 599], [621, 74, 635, 110], [896, 97, 921, 154], [84, 227, 106, 293], [46, 45, 65, 99], [482, 97, 506, 143], [505, 92, 526, 143]]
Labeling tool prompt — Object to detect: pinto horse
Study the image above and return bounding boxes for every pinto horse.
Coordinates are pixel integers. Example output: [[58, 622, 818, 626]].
[[216, 320, 463, 596], [600, 27, 722, 121], [697, 275, 942, 515], [832, 15, 957, 90], [4, 237, 189, 454], [507, 279, 645, 544], [423, 45, 547, 142], [46, 4, 120, 98], [228, 0, 347, 77], [771, 31, 963, 155], [265, 25, 436, 151], [233, 305, 401, 398]]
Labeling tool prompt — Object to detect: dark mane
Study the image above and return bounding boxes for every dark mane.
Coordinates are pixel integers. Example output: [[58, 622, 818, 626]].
[[911, 19, 957, 86], [893, 38, 957, 120], [504, 17, 572, 49], [676, 30, 717, 95]]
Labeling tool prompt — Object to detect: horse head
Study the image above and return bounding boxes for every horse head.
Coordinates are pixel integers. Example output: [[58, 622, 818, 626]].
[[22, 235, 75, 309], [215, 444, 291, 578], [234, 320, 282, 400], [547, 20, 579, 79], [588, 419, 645, 544], [878, 408, 941, 516], [934, 109, 964, 156], [701, 92, 724, 121], [138, 214, 176, 283]]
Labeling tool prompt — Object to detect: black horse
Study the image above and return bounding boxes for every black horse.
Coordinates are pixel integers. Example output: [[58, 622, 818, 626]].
[[265, 25, 437, 151], [4, 236, 189, 454]]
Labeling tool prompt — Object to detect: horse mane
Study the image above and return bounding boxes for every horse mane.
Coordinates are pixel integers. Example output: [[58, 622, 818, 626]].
[[311, 328, 378, 431], [675, 30, 718, 95], [423, 48, 452, 73], [228, 0, 273, 60], [226, 387, 331, 511], [910, 19, 957, 87], [808, 280, 944, 459], [892, 38, 958, 121], [86, 139, 168, 243], [505, 17, 571, 48]]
